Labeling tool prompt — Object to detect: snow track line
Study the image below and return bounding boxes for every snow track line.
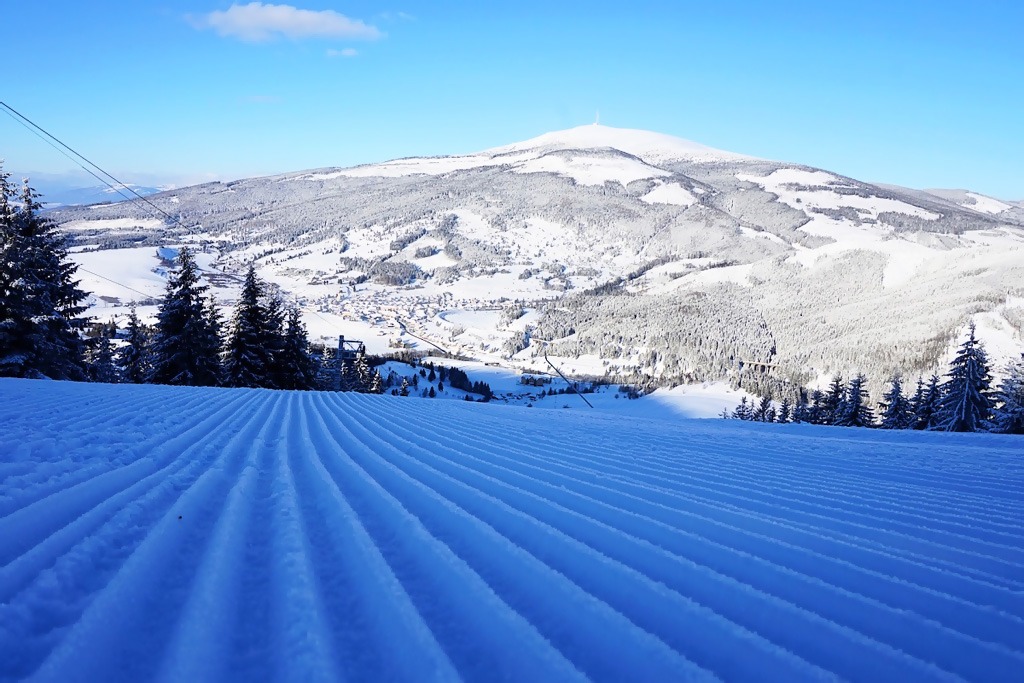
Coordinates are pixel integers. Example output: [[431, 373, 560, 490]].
[[325, 394, 821, 682], [467, 417, 1024, 551], [469, 418, 1024, 580], [2, 380, 1022, 682], [153, 396, 278, 683], [361, 401, 1024, 678], [306, 394, 601, 682], [26, 392, 286, 682], [0, 389, 258, 567], [588, 440, 1024, 542], [388, 398, 1024, 604], [347, 396, 1024, 680], [293, 396, 462, 681], [476, 425, 1024, 608], [0, 387, 203, 510], [266, 394, 342, 682]]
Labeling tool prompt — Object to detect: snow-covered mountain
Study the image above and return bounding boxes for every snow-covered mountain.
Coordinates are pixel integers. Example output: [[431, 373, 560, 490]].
[[17, 174, 167, 208], [49, 124, 1024, 395]]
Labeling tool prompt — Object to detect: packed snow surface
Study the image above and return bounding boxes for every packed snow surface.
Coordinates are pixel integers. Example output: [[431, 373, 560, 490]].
[[2, 379, 1023, 682]]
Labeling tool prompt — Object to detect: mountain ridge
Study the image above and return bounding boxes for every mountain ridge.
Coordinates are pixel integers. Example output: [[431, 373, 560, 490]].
[[48, 125, 1024, 397]]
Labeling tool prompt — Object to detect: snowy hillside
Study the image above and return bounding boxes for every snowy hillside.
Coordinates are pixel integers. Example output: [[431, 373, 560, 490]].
[[1, 379, 1022, 681], [47, 124, 1024, 394]]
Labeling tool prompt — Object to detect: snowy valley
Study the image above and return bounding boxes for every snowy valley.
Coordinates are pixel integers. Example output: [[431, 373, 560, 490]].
[[49, 124, 1024, 402]]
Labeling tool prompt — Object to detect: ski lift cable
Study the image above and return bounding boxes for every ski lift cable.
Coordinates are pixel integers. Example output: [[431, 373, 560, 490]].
[[0, 105, 141, 208], [0, 100, 196, 232], [539, 340, 594, 409], [2, 101, 348, 335], [76, 267, 157, 301]]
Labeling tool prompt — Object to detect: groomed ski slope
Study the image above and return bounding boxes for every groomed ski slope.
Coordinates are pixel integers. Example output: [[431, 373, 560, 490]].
[[1, 379, 1022, 682]]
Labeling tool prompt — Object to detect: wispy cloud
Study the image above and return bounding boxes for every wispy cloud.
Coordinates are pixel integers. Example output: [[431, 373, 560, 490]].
[[379, 11, 415, 22], [191, 2, 382, 42], [326, 48, 359, 58]]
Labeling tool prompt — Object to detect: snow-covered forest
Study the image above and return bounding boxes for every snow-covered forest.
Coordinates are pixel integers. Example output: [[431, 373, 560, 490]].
[[46, 126, 1024, 398]]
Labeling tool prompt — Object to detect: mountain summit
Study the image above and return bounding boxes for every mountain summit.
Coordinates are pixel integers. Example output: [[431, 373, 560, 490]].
[[50, 125, 1024, 394], [482, 124, 752, 164]]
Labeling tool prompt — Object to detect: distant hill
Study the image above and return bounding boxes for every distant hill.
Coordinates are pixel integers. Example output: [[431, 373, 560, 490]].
[[48, 125, 1024, 395]]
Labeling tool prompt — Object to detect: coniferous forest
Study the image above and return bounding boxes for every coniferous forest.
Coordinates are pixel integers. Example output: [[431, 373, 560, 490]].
[[2, 169, 1023, 433]]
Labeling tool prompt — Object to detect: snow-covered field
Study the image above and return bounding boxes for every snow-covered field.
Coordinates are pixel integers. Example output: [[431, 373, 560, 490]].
[[2, 379, 1022, 682]]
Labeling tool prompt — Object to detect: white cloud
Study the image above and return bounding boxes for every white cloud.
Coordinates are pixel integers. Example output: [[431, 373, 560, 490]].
[[193, 2, 382, 42], [326, 48, 359, 58], [379, 11, 415, 21]]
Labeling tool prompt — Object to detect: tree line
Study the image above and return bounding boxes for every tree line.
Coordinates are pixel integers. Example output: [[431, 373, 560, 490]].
[[0, 170, 386, 392], [106, 251, 387, 392], [728, 325, 1024, 434], [1, 170, 1021, 429]]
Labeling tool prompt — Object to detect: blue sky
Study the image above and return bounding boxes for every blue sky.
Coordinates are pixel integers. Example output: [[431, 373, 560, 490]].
[[3, 1, 1022, 198]]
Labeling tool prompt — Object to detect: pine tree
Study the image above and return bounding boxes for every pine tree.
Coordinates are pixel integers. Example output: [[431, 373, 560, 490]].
[[0, 171, 89, 379], [369, 370, 383, 394], [878, 375, 914, 430], [791, 391, 810, 423], [991, 355, 1024, 434], [836, 374, 873, 427], [261, 294, 286, 389], [148, 247, 221, 386], [754, 395, 773, 422], [915, 374, 943, 430], [935, 324, 994, 432], [224, 266, 274, 388], [777, 397, 791, 423], [807, 389, 826, 424], [116, 304, 150, 383], [732, 396, 752, 420], [822, 374, 845, 425], [201, 296, 224, 385], [89, 334, 118, 383], [278, 306, 316, 390], [400, 377, 410, 396], [355, 352, 372, 392], [909, 376, 926, 427]]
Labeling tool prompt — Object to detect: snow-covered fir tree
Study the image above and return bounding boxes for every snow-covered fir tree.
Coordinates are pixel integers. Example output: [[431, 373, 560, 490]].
[[914, 374, 943, 430], [991, 354, 1024, 434], [753, 395, 773, 422], [0, 170, 89, 380], [822, 374, 846, 425], [88, 333, 118, 384], [836, 374, 873, 427], [777, 397, 791, 424], [791, 391, 810, 423], [262, 294, 287, 389], [878, 375, 914, 430], [806, 389, 826, 424], [355, 352, 373, 392], [935, 324, 994, 432], [367, 368, 383, 394], [116, 304, 149, 383], [731, 396, 752, 420], [148, 247, 222, 386], [224, 265, 279, 388], [277, 306, 317, 390]]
